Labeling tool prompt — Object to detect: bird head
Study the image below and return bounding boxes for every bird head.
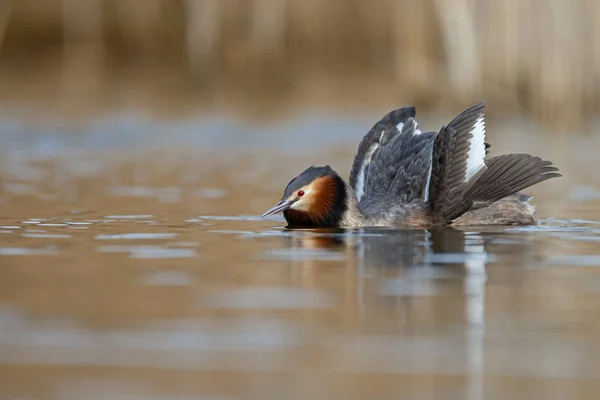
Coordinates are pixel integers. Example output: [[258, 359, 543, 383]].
[[262, 165, 347, 228]]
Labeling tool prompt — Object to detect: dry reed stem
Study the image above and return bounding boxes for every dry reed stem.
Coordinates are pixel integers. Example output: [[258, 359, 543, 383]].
[[0, 0, 597, 124]]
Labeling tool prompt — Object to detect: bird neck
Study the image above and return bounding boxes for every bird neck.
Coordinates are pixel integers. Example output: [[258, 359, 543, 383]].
[[338, 184, 365, 228]]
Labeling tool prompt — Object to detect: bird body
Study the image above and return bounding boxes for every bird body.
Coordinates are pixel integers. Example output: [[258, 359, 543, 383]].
[[262, 103, 561, 229]]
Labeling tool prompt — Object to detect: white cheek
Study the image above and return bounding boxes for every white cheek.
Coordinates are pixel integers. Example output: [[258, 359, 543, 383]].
[[290, 201, 303, 211], [288, 187, 314, 211], [291, 198, 308, 211]]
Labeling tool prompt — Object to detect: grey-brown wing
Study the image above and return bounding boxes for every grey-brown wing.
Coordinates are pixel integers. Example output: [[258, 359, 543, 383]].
[[349, 106, 418, 201], [427, 103, 560, 223], [359, 120, 437, 213], [427, 103, 487, 221]]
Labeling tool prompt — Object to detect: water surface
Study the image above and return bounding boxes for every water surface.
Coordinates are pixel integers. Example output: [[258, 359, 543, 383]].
[[0, 112, 599, 399]]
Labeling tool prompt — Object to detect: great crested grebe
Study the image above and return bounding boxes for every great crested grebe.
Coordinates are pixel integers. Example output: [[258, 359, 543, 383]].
[[262, 103, 561, 228]]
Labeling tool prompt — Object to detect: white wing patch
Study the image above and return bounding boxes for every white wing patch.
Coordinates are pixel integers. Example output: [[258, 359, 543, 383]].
[[410, 118, 423, 135], [465, 114, 486, 181], [354, 143, 379, 200], [399, 118, 423, 136], [423, 148, 434, 202]]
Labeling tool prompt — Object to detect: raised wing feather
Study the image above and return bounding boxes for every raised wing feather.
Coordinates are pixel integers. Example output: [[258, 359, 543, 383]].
[[359, 120, 437, 213], [427, 103, 487, 221], [462, 154, 561, 203], [427, 103, 560, 223], [349, 106, 418, 201]]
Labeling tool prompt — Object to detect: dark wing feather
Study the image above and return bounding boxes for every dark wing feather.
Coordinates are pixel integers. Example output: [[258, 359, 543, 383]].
[[462, 154, 561, 203], [349, 106, 417, 201], [428, 103, 486, 221], [360, 121, 436, 212]]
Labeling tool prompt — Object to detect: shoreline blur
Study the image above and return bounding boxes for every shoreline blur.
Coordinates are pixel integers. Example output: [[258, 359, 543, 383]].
[[0, 0, 598, 127]]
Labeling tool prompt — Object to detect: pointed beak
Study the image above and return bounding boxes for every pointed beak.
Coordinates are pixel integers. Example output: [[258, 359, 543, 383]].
[[262, 199, 296, 218]]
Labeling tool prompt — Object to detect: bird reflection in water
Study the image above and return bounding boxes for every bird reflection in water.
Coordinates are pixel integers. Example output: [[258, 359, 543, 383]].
[[274, 226, 532, 331], [279, 227, 500, 270], [276, 226, 498, 395]]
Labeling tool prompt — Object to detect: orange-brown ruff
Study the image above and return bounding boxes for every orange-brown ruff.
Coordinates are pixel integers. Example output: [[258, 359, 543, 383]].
[[305, 175, 339, 219], [262, 103, 561, 229]]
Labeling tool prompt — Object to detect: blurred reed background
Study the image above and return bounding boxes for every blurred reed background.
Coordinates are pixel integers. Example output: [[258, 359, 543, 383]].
[[0, 0, 597, 126]]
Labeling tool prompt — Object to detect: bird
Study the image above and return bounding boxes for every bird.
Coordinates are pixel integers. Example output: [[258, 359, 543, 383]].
[[262, 103, 561, 229]]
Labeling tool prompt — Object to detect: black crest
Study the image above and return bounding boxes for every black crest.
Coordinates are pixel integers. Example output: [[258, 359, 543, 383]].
[[282, 165, 336, 199]]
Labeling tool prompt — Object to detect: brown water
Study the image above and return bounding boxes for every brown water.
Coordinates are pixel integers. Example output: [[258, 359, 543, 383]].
[[1, 110, 600, 399]]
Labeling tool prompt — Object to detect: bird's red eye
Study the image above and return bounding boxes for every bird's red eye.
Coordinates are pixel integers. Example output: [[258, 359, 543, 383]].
[[298, 190, 305, 197]]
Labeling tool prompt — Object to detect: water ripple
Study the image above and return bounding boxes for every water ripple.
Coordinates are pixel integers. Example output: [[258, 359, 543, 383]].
[[94, 233, 178, 240]]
